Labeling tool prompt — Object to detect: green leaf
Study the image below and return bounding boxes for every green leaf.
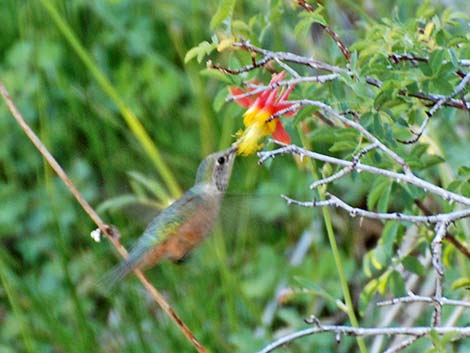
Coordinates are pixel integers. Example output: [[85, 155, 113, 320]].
[[377, 271, 391, 295], [184, 41, 217, 63], [213, 88, 228, 112], [210, 0, 236, 30], [127, 171, 170, 204], [429, 49, 445, 73], [359, 278, 379, 315], [367, 178, 390, 211], [388, 270, 406, 297], [294, 7, 326, 37], [97, 194, 143, 213], [377, 182, 391, 213], [458, 166, 470, 178], [381, 222, 399, 257], [402, 255, 426, 276], [329, 140, 357, 152], [294, 277, 337, 305], [451, 277, 470, 291]]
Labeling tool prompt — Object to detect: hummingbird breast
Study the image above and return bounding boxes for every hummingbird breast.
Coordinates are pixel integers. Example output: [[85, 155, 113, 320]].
[[139, 186, 222, 269]]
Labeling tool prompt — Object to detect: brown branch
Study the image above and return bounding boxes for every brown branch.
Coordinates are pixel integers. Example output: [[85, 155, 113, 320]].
[[0, 81, 208, 353], [297, 0, 351, 62], [207, 56, 272, 75]]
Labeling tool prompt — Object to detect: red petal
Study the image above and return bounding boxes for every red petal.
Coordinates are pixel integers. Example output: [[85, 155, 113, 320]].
[[270, 71, 286, 84], [272, 121, 291, 143], [265, 87, 279, 108], [279, 84, 295, 102], [230, 87, 254, 108]]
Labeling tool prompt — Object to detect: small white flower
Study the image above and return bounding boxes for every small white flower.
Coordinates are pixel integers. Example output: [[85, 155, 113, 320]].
[[90, 228, 101, 242]]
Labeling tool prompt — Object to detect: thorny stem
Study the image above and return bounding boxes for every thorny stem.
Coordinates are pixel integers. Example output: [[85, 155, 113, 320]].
[[0, 82, 209, 353]]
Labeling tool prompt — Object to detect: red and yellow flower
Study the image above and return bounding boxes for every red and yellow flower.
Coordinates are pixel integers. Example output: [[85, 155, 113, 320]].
[[230, 71, 298, 156]]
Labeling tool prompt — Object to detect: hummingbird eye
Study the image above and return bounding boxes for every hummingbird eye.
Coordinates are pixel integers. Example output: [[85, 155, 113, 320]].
[[217, 156, 226, 165]]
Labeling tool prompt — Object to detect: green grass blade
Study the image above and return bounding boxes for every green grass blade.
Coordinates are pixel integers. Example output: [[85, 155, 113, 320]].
[[298, 126, 368, 353], [39, 0, 182, 199], [0, 252, 35, 353]]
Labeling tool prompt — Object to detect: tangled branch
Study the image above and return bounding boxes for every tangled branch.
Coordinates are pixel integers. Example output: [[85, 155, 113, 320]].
[[210, 14, 470, 350]]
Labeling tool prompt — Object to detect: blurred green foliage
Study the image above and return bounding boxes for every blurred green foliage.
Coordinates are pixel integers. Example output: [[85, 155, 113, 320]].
[[1, 0, 470, 353]]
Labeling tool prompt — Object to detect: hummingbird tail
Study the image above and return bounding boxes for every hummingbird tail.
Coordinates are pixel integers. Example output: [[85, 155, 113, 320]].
[[97, 259, 136, 293]]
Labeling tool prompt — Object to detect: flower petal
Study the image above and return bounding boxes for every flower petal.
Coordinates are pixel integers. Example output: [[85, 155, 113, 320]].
[[272, 121, 291, 144], [229, 87, 254, 108], [270, 71, 286, 84], [279, 84, 295, 102]]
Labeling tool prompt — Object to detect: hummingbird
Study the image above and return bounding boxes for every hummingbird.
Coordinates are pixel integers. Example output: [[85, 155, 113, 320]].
[[101, 145, 237, 288]]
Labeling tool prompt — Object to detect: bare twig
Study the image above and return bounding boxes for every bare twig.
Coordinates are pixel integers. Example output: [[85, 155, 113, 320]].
[[207, 56, 273, 75], [215, 42, 470, 113], [232, 40, 346, 73], [310, 143, 378, 189], [267, 100, 412, 174], [258, 144, 470, 206], [296, 0, 351, 62], [400, 71, 470, 144], [281, 193, 470, 224], [226, 74, 339, 103], [415, 199, 470, 261], [255, 324, 470, 353], [377, 294, 470, 308], [0, 81, 209, 353], [431, 222, 448, 327]]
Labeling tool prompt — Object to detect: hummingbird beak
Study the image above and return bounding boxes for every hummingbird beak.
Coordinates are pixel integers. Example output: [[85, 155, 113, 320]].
[[229, 140, 241, 155]]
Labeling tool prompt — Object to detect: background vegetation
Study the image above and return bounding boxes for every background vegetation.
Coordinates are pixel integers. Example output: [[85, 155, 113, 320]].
[[1, 0, 470, 352]]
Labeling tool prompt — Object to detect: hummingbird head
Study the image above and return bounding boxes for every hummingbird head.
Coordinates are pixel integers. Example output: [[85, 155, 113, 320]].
[[196, 145, 237, 192]]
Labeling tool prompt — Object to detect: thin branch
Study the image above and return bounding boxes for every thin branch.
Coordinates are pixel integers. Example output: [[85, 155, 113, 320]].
[[274, 57, 300, 78], [217, 42, 470, 113], [232, 40, 346, 73], [281, 193, 470, 224], [268, 100, 412, 174], [0, 81, 209, 353], [389, 53, 470, 69], [207, 55, 273, 74], [428, 71, 470, 116], [400, 71, 470, 144], [226, 74, 339, 103], [377, 295, 470, 308], [258, 144, 470, 206], [255, 324, 470, 353], [296, 0, 351, 62], [431, 222, 448, 327], [389, 53, 428, 64], [415, 199, 470, 260], [310, 143, 378, 189]]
